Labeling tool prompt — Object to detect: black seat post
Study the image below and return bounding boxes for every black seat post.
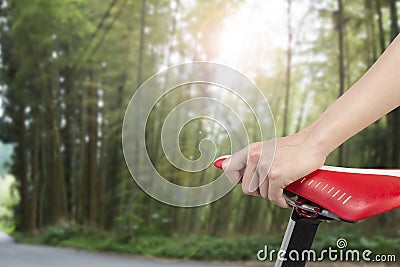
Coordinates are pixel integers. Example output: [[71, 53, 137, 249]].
[[275, 210, 321, 267]]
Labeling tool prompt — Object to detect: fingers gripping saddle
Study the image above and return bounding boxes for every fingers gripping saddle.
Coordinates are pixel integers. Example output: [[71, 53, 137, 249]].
[[214, 155, 400, 222], [214, 156, 400, 267]]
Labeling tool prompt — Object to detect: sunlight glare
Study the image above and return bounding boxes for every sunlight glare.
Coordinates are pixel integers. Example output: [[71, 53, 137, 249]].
[[218, 0, 307, 75]]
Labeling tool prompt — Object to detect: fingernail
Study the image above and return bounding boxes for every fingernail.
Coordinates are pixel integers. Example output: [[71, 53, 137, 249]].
[[222, 158, 229, 170], [249, 184, 258, 193]]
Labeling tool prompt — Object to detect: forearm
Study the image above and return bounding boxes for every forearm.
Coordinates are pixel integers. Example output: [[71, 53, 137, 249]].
[[305, 34, 400, 155]]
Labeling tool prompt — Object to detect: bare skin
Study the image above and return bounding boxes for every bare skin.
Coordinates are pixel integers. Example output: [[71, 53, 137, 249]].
[[223, 34, 400, 208]]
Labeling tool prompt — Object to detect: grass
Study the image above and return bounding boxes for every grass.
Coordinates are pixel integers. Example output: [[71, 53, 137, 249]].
[[12, 222, 400, 262]]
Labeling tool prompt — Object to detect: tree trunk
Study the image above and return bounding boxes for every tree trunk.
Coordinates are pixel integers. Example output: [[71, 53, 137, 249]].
[[387, 0, 400, 167], [63, 71, 75, 221], [375, 0, 386, 53], [104, 85, 124, 230], [136, 0, 147, 87], [17, 94, 33, 232], [282, 0, 292, 137], [98, 98, 106, 229], [76, 83, 88, 225], [87, 70, 99, 228], [31, 125, 39, 230], [336, 0, 345, 166], [365, 0, 377, 63]]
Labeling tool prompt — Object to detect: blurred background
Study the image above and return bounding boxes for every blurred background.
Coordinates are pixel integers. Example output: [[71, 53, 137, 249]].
[[0, 0, 399, 264]]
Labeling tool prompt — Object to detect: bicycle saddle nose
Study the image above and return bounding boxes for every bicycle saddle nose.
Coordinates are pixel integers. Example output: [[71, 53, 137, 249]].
[[214, 156, 400, 222]]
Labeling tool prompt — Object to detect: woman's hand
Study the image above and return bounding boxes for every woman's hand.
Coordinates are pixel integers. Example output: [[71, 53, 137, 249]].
[[222, 130, 327, 208], [223, 34, 400, 208]]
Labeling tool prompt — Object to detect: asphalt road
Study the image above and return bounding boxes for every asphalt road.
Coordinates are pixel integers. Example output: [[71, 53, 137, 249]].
[[0, 233, 263, 267]]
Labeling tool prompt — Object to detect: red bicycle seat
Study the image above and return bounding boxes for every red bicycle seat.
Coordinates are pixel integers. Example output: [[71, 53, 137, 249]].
[[213, 156, 400, 222], [285, 166, 400, 222]]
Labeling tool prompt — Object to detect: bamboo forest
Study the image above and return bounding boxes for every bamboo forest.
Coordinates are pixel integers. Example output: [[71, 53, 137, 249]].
[[0, 0, 399, 264]]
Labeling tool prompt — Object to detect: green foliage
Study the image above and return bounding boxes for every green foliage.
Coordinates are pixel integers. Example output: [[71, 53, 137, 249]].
[[114, 209, 172, 238], [13, 228, 400, 261], [14, 227, 280, 261], [0, 174, 19, 233], [313, 226, 400, 258], [42, 222, 85, 245]]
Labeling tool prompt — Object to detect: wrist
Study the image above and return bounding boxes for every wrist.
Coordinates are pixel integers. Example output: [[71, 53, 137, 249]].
[[279, 127, 312, 145], [305, 126, 334, 157]]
